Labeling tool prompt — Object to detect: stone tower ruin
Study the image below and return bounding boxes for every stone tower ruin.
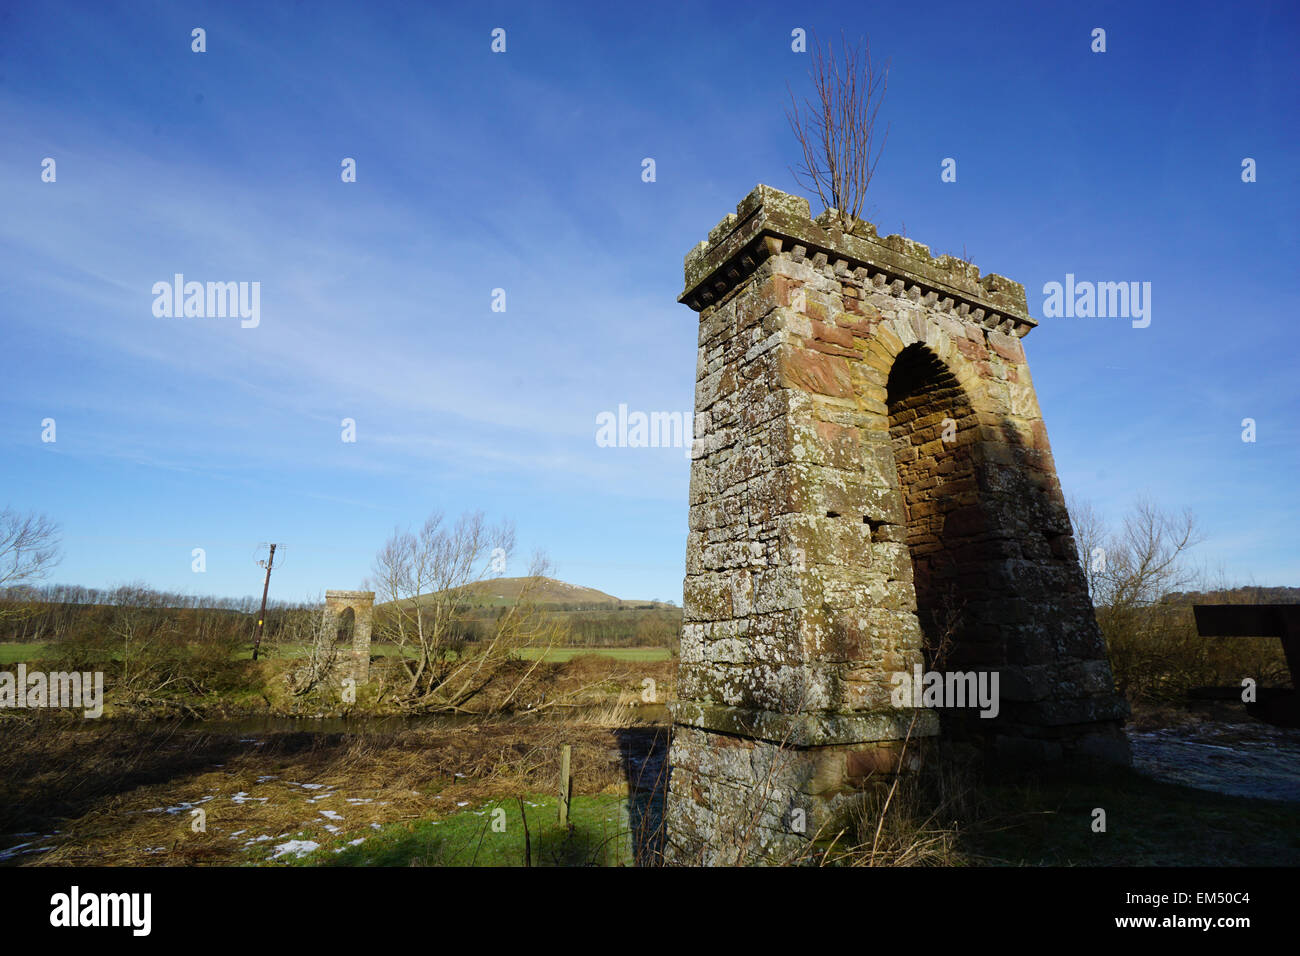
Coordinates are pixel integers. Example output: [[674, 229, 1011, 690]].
[[323, 589, 375, 684], [664, 185, 1129, 865]]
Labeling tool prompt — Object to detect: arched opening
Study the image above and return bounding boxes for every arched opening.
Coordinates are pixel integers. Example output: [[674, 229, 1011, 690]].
[[887, 344, 1004, 735], [335, 606, 355, 647]]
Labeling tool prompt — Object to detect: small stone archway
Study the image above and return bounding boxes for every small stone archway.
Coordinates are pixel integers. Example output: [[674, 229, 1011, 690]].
[[323, 590, 374, 684]]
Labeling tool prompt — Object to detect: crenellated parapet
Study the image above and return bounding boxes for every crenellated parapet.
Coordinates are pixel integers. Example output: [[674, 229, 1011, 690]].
[[680, 184, 1034, 337]]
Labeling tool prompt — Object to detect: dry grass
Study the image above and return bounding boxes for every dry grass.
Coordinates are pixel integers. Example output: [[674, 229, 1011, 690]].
[[817, 754, 973, 867], [0, 714, 639, 866]]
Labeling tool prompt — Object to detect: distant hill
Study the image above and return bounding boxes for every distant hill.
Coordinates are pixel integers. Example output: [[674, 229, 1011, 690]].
[[377, 576, 675, 611]]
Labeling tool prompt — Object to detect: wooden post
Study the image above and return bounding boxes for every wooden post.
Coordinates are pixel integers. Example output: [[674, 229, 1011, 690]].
[[251, 543, 277, 662], [558, 744, 572, 825]]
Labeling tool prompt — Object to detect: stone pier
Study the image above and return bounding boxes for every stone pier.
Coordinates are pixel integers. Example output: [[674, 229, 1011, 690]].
[[664, 185, 1129, 865], [323, 589, 375, 684]]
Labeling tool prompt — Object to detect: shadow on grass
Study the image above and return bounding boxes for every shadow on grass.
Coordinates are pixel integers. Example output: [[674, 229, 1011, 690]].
[[613, 726, 670, 866], [0, 719, 339, 838], [959, 763, 1300, 866]]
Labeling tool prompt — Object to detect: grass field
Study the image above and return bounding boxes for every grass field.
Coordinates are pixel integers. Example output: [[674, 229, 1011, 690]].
[[279, 793, 634, 867], [0, 642, 672, 665], [2, 715, 1296, 867], [515, 646, 670, 662], [0, 644, 42, 665]]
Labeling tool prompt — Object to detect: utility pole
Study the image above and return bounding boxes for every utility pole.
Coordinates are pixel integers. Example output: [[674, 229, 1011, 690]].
[[252, 543, 277, 661]]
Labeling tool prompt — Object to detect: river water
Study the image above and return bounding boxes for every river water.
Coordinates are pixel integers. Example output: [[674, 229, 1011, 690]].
[[1127, 720, 1300, 802]]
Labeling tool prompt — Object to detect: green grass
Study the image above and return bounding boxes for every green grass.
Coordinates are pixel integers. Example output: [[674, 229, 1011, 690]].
[[513, 646, 671, 662], [234, 644, 670, 663], [0, 643, 45, 664], [230, 643, 416, 661], [277, 793, 633, 867]]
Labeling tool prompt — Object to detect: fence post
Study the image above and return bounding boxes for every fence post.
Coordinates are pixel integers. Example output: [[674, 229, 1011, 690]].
[[559, 744, 572, 825]]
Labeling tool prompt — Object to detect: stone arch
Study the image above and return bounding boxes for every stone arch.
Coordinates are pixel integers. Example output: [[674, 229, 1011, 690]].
[[861, 314, 991, 419], [885, 343, 984, 662], [323, 590, 375, 684], [335, 606, 356, 645]]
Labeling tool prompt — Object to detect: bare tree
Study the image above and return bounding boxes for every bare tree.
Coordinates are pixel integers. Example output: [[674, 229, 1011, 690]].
[[1066, 495, 1110, 608], [283, 602, 340, 697], [0, 507, 61, 588], [1067, 495, 1217, 699], [369, 511, 564, 712], [787, 32, 889, 232], [1073, 496, 1202, 612]]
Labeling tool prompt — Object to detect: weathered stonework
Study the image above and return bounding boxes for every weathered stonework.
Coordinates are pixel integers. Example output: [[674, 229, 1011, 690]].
[[323, 590, 374, 684], [664, 185, 1129, 865]]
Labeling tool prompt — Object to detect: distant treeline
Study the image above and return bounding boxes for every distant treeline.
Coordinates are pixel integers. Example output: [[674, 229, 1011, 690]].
[[551, 606, 680, 647], [0, 584, 683, 651], [0, 583, 316, 647], [430, 605, 682, 649], [455, 600, 675, 613], [1161, 586, 1300, 605]]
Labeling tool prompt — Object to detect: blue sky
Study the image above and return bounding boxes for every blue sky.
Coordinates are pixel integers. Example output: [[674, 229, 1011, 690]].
[[2, 0, 1297, 604]]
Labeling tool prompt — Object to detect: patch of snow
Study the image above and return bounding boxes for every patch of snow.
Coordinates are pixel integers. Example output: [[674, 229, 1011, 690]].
[[0, 843, 33, 861], [148, 795, 214, 815], [270, 840, 320, 860]]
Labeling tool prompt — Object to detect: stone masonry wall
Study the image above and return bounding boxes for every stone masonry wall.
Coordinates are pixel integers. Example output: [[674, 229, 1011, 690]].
[[664, 185, 1129, 865]]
